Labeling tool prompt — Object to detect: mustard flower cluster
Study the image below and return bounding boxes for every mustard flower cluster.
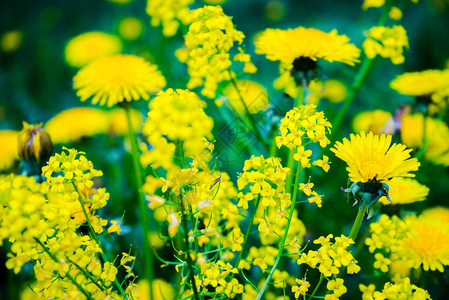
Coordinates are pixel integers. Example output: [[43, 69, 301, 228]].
[[182, 6, 256, 98], [366, 213, 449, 274], [363, 25, 409, 64], [141, 88, 214, 171], [360, 277, 431, 300], [0, 148, 127, 299], [197, 260, 243, 298], [297, 234, 361, 278], [146, 0, 193, 37]]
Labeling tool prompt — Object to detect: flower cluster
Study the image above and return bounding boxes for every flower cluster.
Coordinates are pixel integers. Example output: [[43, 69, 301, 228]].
[[363, 25, 409, 64], [360, 277, 431, 299], [181, 6, 256, 98], [73, 54, 166, 107], [297, 234, 360, 278], [366, 213, 449, 273], [146, 0, 193, 37], [0, 148, 127, 299], [141, 88, 214, 171]]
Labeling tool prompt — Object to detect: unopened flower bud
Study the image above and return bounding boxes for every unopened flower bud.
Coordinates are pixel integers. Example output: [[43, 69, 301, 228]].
[[18, 122, 53, 164]]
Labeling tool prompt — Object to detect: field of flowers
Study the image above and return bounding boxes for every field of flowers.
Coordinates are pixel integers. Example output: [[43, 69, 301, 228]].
[[1, 0, 449, 299]]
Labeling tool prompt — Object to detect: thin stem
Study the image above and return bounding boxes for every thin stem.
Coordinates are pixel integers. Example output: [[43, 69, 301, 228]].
[[34, 238, 94, 300], [179, 194, 201, 300], [348, 207, 366, 241], [256, 164, 302, 300], [308, 273, 324, 300], [234, 193, 262, 268], [124, 105, 154, 298]]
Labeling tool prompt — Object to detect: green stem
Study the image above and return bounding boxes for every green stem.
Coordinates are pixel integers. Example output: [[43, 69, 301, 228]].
[[179, 194, 201, 300], [73, 183, 127, 298], [308, 273, 324, 300], [256, 164, 302, 300], [234, 193, 262, 268], [415, 109, 446, 161], [124, 105, 154, 298], [34, 238, 94, 300], [348, 206, 366, 241]]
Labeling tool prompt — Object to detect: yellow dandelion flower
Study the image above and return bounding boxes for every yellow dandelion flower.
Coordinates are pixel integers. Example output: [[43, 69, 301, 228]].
[[352, 110, 392, 135], [421, 206, 449, 224], [73, 54, 166, 107], [45, 107, 110, 144], [255, 27, 360, 66], [331, 131, 420, 183], [378, 177, 429, 205], [305, 80, 347, 104], [391, 69, 449, 96], [401, 113, 449, 166], [402, 214, 449, 272], [0, 30, 24, 53], [64, 32, 122, 68], [222, 80, 269, 115], [118, 17, 144, 41], [107, 108, 143, 135], [0, 130, 19, 171]]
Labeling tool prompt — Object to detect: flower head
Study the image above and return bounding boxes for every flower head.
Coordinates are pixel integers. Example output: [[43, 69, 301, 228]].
[[255, 27, 360, 66], [146, 0, 193, 37], [391, 69, 449, 97], [363, 25, 409, 64], [64, 32, 122, 68], [18, 122, 53, 164], [0, 130, 19, 170], [331, 131, 420, 183], [73, 54, 166, 107], [378, 177, 429, 205], [352, 110, 392, 135]]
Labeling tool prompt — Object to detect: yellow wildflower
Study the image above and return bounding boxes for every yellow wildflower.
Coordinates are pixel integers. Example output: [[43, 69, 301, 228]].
[[221, 80, 269, 115], [64, 32, 122, 68], [378, 177, 429, 205], [118, 17, 144, 40], [146, 0, 193, 37], [352, 110, 392, 135], [363, 25, 409, 64], [0, 130, 19, 171], [73, 54, 166, 107]]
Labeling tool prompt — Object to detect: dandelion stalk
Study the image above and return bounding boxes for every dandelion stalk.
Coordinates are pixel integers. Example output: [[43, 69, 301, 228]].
[[348, 206, 367, 241], [34, 238, 94, 300], [256, 164, 302, 299], [124, 104, 155, 298]]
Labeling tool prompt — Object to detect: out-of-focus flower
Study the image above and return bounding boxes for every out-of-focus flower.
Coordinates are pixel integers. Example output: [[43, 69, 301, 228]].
[[378, 177, 429, 205], [360, 278, 430, 299], [146, 0, 193, 37], [352, 110, 392, 135], [73, 54, 166, 107], [400, 113, 449, 166], [362, 0, 385, 10], [389, 6, 403, 20], [64, 32, 122, 68], [45, 107, 110, 144], [107, 108, 143, 135], [363, 25, 408, 64], [421, 206, 449, 224], [18, 122, 53, 164], [265, 1, 286, 22], [331, 131, 419, 183], [118, 17, 144, 41], [305, 80, 347, 104], [221, 80, 269, 115], [0, 130, 19, 170], [0, 30, 23, 53]]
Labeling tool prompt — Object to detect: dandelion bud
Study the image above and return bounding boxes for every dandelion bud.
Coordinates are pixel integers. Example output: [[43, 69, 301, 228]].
[[18, 122, 53, 164]]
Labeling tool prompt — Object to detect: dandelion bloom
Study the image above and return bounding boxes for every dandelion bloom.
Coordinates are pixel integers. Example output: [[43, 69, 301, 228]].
[[254, 27, 360, 66], [64, 32, 122, 68], [378, 177, 429, 205], [0, 130, 19, 170], [352, 110, 392, 135], [331, 131, 420, 183], [73, 54, 166, 107], [391, 69, 449, 97]]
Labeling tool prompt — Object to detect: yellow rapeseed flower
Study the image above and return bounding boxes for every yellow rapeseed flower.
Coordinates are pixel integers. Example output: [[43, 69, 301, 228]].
[[0, 130, 19, 170], [363, 25, 409, 64], [305, 79, 347, 104], [45, 107, 110, 144], [352, 110, 392, 135], [331, 131, 420, 183], [221, 80, 269, 115], [73, 54, 166, 107], [64, 32, 122, 68], [255, 27, 360, 66], [378, 177, 429, 205], [146, 0, 193, 37]]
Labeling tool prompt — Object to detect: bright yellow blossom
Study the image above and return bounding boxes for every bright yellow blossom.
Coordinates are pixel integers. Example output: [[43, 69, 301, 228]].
[[0, 130, 19, 170], [363, 25, 409, 64], [146, 0, 193, 37], [378, 177, 429, 205]]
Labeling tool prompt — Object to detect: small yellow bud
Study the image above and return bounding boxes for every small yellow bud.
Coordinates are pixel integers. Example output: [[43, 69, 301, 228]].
[[18, 122, 53, 164]]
